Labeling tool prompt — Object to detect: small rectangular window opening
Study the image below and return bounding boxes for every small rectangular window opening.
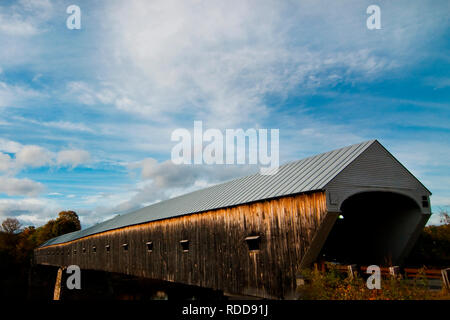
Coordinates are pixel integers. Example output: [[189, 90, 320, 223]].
[[245, 235, 261, 251], [92, 246, 96, 253], [82, 247, 86, 254], [422, 196, 429, 208], [122, 243, 129, 251], [146, 241, 153, 252], [73, 249, 77, 255], [180, 240, 189, 252], [106, 244, 110, 253]]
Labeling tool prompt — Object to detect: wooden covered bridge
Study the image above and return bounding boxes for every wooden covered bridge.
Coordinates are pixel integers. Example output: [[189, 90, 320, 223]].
[[34, 140, 432, 299]]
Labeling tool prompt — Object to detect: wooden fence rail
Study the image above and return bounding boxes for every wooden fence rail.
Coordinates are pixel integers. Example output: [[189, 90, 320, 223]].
[[313, 262, 450, 290]]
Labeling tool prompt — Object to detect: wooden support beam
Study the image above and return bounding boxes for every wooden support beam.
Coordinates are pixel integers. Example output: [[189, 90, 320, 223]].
[[442, 268, 450, 291], [299, 211, 339, 269], [389, 266, 400, 278], [53, 267, 63, 300], [347, 264, 357, 280]]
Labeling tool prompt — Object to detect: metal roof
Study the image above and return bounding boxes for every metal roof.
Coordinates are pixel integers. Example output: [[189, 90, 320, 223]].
[[40, 140, 376, 247]]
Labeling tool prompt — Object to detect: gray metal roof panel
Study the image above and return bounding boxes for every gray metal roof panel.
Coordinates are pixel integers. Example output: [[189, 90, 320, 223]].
[[303, 141, 369, 191], [309, 141, 371, 190], [40, 140, 376, 247]]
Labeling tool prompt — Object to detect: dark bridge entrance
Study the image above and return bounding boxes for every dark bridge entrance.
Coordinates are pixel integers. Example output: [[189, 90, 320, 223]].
[[319, 192, 424, 266]]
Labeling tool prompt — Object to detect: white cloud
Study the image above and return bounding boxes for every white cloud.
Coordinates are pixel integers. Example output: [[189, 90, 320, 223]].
[[0, 0, 56, 72], [0, 176, 44, 196], [0, 138, 23, 153], [0, 197, 59, 226], [76, 158, 258, 223], [45, 121, 93, 133], [0, 139, 92, 208], [0, 0, 53, 36], [15, 145, 53, 168], [129, 157, 256, 189], [0, 81, 43, 108], [0, 138, 91, 171], [78, 0, 448, 129], [66, 81, 117, 106], [109, 157, 257, 212], [57, 149, 91, 168], [47, 192, 62, 196], [0, 14, 39, 36], [0, 0, 447, 228], [13, 116, 95, 133], [0, 152, 14, 172]]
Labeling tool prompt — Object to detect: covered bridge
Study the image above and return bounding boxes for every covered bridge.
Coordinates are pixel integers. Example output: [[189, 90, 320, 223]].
[[34, 140, 431, 299]]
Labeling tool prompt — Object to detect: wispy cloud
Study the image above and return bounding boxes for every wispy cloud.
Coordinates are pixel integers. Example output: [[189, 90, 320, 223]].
[[13, 116, 95, 133], [0, 0, 53, 36], [0, 82, 44, 108], [84, 0, 447, 129]]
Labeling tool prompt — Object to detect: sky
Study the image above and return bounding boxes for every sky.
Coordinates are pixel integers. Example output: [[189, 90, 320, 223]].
[[0, 0, 449, 227]]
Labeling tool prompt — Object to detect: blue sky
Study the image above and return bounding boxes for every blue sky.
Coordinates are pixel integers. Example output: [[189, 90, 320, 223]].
[[0, 0, 449, 227]]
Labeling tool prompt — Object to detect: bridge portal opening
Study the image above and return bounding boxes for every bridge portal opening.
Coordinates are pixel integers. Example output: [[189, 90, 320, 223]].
[[319, 192, 423, 266]]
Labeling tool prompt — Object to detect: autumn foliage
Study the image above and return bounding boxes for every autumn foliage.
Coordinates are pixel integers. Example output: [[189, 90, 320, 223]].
[[297, 266, 450, 300], [0, 211, 81, 298]]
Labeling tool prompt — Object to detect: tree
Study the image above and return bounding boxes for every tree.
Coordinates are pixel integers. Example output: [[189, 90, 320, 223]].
[[406, 208, 450, 267], [13, 226, 37, 263], [35, 219, 56, 245], [1, 218, 22, 234], [52, 211, 81, 236], [0, 211, 82, 299], [32, 211, 82, 246]]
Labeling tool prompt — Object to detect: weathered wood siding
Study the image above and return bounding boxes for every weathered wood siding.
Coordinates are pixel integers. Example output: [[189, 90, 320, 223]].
[[35, 191, 327, 298]]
